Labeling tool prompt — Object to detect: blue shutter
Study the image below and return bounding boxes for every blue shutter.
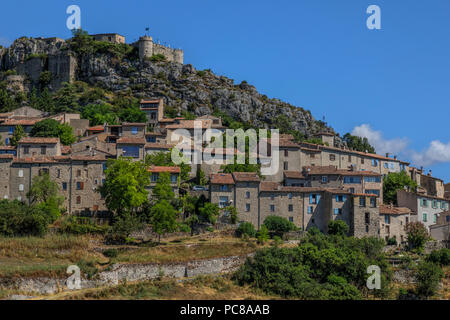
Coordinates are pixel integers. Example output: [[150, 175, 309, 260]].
[[334, 208, 339, 215], [317, 194, 320, 202], [343, 195, 346, 202], [309, 194, 313, 204], [336, 195, 339, 202]]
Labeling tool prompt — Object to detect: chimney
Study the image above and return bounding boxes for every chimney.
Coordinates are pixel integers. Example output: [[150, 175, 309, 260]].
[[386, 153, 390, 158], [428, 170, 432, 176], [394, 155, 397, 160]]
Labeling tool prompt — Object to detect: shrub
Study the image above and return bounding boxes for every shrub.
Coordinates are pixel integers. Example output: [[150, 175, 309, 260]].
[[60, 216, 109, 235], [236, 222, 256, 238], [426, 248, 450, 266], [256, 225, 270, 245], [148, 54, 167, 62], [387, 237, 398, 246], [415, 261, 444, 298], [103, 248, 118, 258], [327, 220, 349, 236], [406, 222, 430, 251], [263, 216, 295, 237], [0, 200, 50, 236]]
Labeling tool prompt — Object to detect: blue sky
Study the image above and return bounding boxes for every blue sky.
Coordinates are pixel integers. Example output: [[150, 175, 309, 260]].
[[0, 0, 449, 182]]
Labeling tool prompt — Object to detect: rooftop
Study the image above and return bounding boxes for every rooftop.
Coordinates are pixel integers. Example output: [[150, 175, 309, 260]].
[[379, 205, 412, 215], [116, 137, 146, 145], [210, 173, 234, 185], [18, 137, 59, 144], [148, 166, 180, 173], [232, 172, 260, 182]]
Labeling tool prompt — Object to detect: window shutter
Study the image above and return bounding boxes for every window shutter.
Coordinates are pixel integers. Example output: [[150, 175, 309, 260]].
[[80, 182, 84, 190], [336, 195, 339, 202], [309, 194, 313, 204], [343, 195, 346, 202]]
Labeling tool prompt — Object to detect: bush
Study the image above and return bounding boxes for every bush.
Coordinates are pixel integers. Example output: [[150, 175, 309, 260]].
[[387, 237, 398, 246], [234, 232, 390, 299], [426, 248, 450, 266], [236, 222, 256, 238], [327, 220, 349, 236], [263, 216, 295, 237], [103, 248, 118, 258], [60, 216, 109, 235], [406, 222, 430, 251], [0, 200, 50, 236], [257, 225, 270, 245], [415, 261, 444, 298]]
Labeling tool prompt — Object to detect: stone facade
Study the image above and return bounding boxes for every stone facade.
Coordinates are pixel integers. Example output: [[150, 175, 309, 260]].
[[137, 36, 183, 64]]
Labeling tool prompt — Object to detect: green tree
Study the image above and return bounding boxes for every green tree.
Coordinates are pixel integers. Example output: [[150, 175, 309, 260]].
[[196, 167, 207, 186], [406, 222, 430, 251], [37, 87, 55, 112], [10, 125, 25, 147], [152, 172, 175, 202], [415, 261, 444, 298], [26, 173, 63, 223], [118, 106, 146, 123], [199, 203, 220, 224], [328, 220, 349, 237], [257, 225, 270, 244], [263, 215, 296, 237], [236, 222, 256, 238], [30, 119, 76, 145], [99, 158, 150, 217], [81, 104, 118, 126], [29, 87, 39, 109], [149, 199, 178, 243], [343, 133, 376, 153], [383, 172, 418, 205], [53, 82, 80, 113]]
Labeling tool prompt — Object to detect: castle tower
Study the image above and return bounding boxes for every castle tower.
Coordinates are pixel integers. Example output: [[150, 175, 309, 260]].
[[138, 36, 153, 61]]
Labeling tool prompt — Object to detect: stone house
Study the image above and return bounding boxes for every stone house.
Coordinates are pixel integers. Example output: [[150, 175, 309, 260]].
[[232, 172, 260, 228], [116, 137, 146, 161], [92, 33, 125, 44], [140, 98, 164, 127], [17, 137, 61, 158], [379, 205, 411, 244], [147, 166, 181, 198], [397, 189, 450, 230], [0, 118, 42, 145]]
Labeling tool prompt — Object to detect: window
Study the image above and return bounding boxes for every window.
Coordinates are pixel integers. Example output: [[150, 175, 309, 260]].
[[372, 159, 378, 167], [219, 196, 229, 208], [246, 191, 250, 199], [8, 127, 14, 134], [343, 176, 361, 184], [18, 169, 23, 178], [246, 203, 251, 212], [220, 185, 229, 192], [23, 146, 29, 154], [322, 176, 328, 183], [366, 189, 380, 196], [384, 163, 388, 169], [308, 206, 313, 214], [283, 162, 288, 170], [422, 213, 428, 222], [365, 212, 370, 224], [361, 158, 365, 164], [432, 200, 438, 209], [270, 204, 275, 212], [336, 195, 346, 202], [122, 146, 140, 158], [364, 176, 381, 183], [5, 138, 9, 145], [348, 155, 351, 162], [433, 214, 437, 224], [370, 197, 377, 208], [39, 168, 49, 176], [76, 182, 84, 190], [57, 169, 61, 178], [17, 196, 22, 201], [77, 170, 81, 177], [360, 197, 366, 207], [349, 188, 355, 194], [310, 153, 315, 159], [329, 154, 336, 161], [146, 136, 156, 143], [390, 163, 394, 169], [151, 173, 158, 182], [334, 208, 342, 215], [102, 163, 107, 172], [288, 193, 293, 199], [19, 184, 24, 191], [421, 199, 428, 208], [309, 194, 320, 204], [365, 225, 369, 233], [62, 182, 67, 191], [284, 149, 289, 157], [131, 127, 138, 135], [41, 146, 47, 155], [270, 194, 275, 201], [384, 215, 390, 224], [170, 174, 178, 183], [288, 204, 293, 212], [76, 196, 81, 204]]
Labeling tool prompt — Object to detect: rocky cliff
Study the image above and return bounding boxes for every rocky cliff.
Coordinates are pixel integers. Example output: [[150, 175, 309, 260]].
[[0, 36, 338, 141]]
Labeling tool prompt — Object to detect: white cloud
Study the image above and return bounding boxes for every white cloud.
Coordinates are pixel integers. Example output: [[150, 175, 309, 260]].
[[351, 124, 450, 168], [351, 124, 408, 156]]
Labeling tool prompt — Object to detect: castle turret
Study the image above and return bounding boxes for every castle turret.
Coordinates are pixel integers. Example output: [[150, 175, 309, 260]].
[[138, 36, 153, 61]]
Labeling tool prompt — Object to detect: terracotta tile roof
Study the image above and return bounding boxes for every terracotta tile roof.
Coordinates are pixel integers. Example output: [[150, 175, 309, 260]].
[[61, 145, 71, 154], [148, 166, 180, 173], [140, 99, 162, 104], [165, 120, 212, 130], [1, 118, 42, 126], [379, 205, 411, 215], [0, 154, 14, 159], [400, 190, 450, 202], [13, 156, 71, 164], [313, 131, 335, 137], [259, 182, 281, 192], [264, 138, 300, 148], [352, 193, 378, 197], [259, 182, 346, 194], [87, 125, 105, 131], [232, 172, 260, 182], [70, 155, 107, 161], [303, 166, 381, 177], [0, 146, 16, 150], [145, 132, 164, 136], [159, 118, 175, 123], [116, 137, 146, 145], [210, 173, 235, 185], [122, 122, 147, 126], [144, 143, 173, 149], [284, 171, 306, 179], [19, 137, 60, 144], [279, 134, 295, 141]]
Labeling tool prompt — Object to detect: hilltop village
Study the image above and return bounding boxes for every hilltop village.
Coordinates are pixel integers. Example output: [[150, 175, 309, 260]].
[[0, 32, 449, 246]]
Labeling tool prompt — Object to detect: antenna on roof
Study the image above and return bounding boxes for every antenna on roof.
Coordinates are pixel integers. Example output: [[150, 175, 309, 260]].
[[145, 27, 150, 36]]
